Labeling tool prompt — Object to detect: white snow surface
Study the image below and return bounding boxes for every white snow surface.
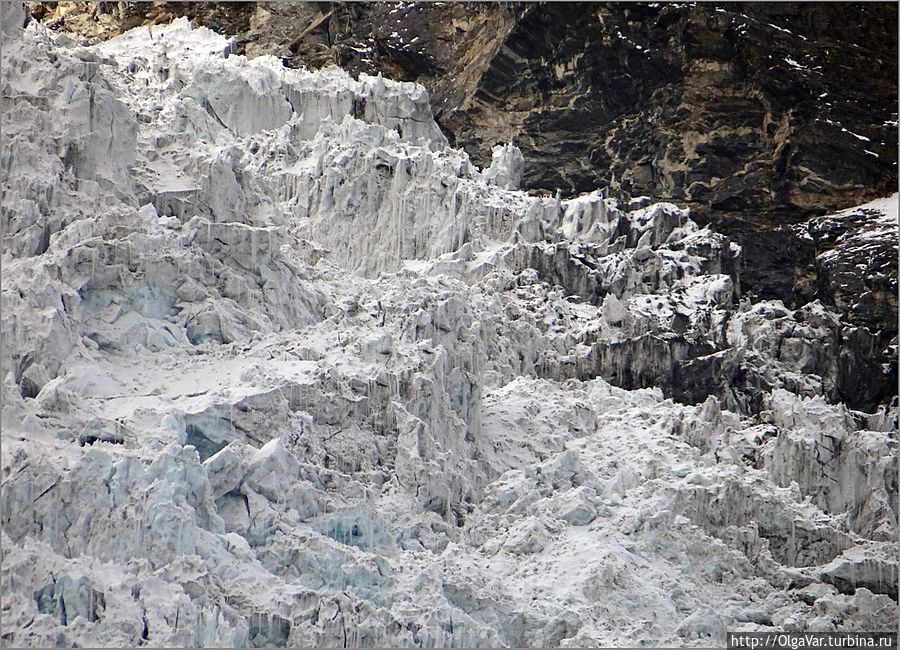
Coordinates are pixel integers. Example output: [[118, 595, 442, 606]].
[[1, 17, 897, 648]]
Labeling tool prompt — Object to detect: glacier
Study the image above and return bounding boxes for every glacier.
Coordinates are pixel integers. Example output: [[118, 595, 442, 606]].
[[1, 9, 897, 648]]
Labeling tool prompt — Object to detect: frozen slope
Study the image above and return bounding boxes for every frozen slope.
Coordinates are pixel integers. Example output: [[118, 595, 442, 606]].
[[1, 15, 897, 648]]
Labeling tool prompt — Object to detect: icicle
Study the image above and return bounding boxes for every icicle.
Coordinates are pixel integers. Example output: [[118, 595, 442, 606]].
[[790, 518, 796, 564], [397, 193, 403, 264]]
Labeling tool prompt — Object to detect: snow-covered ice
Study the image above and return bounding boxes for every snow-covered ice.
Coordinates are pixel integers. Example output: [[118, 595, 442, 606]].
[[1, 15, 896, 648]]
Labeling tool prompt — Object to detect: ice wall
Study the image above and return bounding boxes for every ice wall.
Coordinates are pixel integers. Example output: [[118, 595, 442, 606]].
[[1, 16, 896, 648]]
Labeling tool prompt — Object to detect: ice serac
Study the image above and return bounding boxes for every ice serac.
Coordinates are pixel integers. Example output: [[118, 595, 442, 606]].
[[1, 1, 24, 40], [1, 17, 896, 649], [483, 143, 525, 191]]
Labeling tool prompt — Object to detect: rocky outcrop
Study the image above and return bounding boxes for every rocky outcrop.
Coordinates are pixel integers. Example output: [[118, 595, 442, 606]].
[[803, 198, 899, 336]]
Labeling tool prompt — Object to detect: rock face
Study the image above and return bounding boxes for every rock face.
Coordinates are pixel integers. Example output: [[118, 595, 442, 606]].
[[1, 13, 897, 650]]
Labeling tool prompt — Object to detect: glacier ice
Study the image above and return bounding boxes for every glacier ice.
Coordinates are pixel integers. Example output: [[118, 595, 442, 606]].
[[1, 15, 897, 648]]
